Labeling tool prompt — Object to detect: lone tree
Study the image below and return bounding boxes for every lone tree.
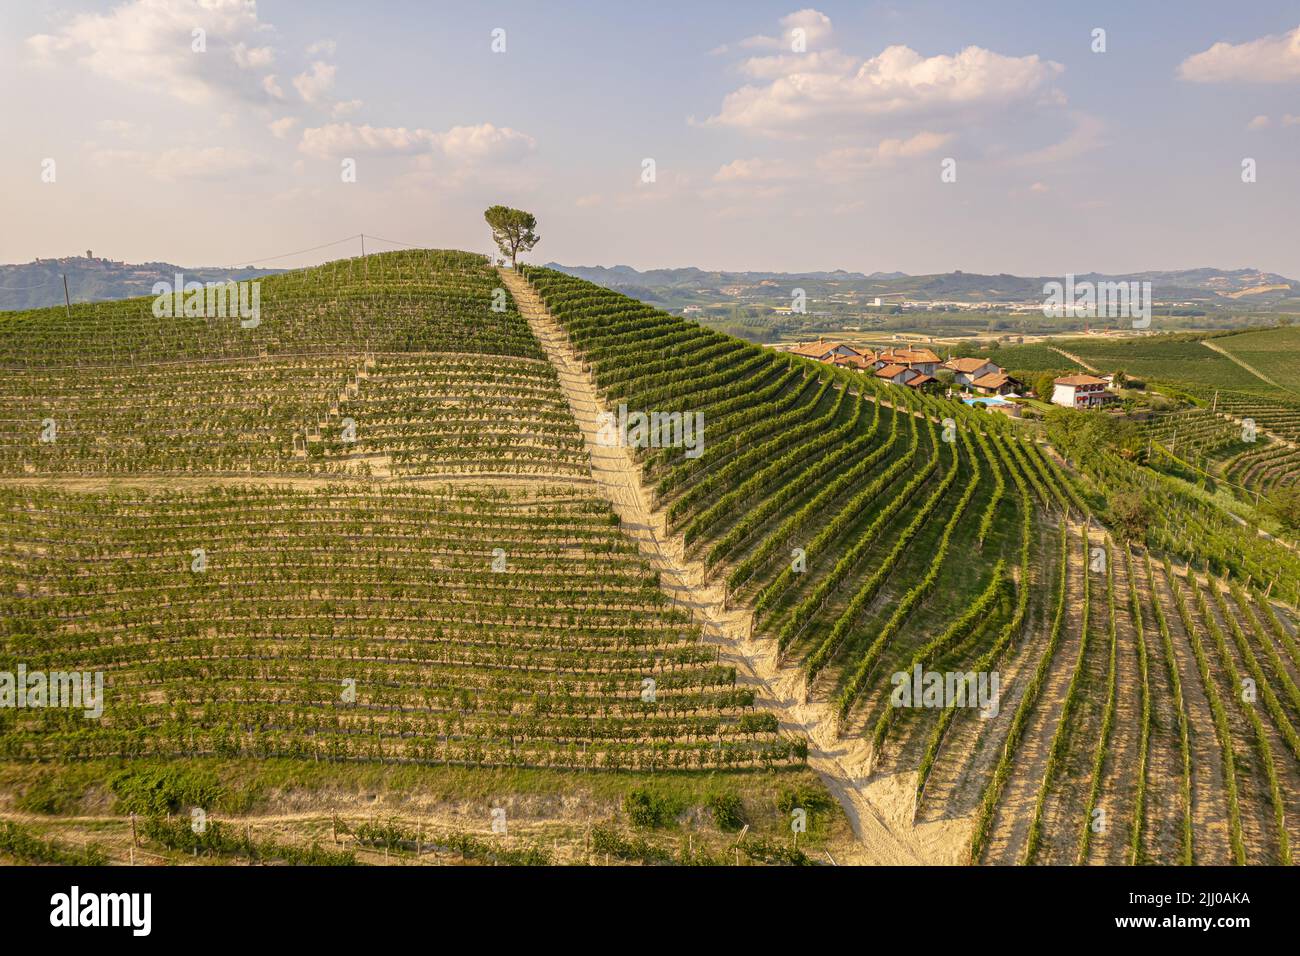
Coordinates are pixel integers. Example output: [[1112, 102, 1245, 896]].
[[484, 205, 540, 268]]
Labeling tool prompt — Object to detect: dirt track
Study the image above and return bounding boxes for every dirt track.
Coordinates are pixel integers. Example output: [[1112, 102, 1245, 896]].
[[499, 268, 970, 865]]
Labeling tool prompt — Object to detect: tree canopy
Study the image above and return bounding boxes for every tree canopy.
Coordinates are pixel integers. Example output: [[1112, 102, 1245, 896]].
[[484, 206, 540, 267]]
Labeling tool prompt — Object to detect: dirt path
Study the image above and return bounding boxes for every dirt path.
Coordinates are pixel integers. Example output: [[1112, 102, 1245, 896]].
[[0, 475, 594, 493], [1049, 347, 1099, 373], [1200, 340, 1288, 393], [500, 268, 966, 865]]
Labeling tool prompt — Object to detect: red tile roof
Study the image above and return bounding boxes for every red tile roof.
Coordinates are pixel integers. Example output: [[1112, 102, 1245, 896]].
[[1054, 374, 1107, 386], [945, 357, 996, 374], [789, 341, 861, 359], [971, 371, 1014, 389]]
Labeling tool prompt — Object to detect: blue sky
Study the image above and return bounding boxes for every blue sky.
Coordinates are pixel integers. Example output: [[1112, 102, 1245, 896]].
[[3, 1, 1299, 275]]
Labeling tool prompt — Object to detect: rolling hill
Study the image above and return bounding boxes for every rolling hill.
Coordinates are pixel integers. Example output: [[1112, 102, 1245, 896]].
[[2, 249, 1298, 866]]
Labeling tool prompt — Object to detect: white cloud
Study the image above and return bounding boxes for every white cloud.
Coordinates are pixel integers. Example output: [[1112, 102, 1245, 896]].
[[816, 130, 952, 172], [1179, 25, 1300, 83], [24, 0, 278, 105], [91, 145, 265, 182], [263, 74, 285, 99], [299, 123, 435, 157], [738, 49, 858, 82], [436, 124, 536, 163], [232, 43, 275, 70], [705, 15, 1065, 137], [298, 121, 535, 164], [268, 117, 300, 139], [1247, 114, 1272, 130], [331, 98, 364, 118], [307, 39, 338, 57], [735, 9, 834, 53], [713, 158, 796, 182], [1284, 113, 1300, 126], [293, 61, 337, 104]]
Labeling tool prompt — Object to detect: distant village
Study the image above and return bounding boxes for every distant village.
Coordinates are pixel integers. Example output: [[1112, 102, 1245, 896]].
[[774, 338, 1121, 417]]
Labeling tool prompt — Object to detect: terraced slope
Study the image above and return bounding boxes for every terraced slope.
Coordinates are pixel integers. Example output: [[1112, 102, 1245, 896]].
[[1, 251, 814, 865], [0, 483, 795, 770], [521, 265, 1300, 866], [5, 249, 1298, 867]]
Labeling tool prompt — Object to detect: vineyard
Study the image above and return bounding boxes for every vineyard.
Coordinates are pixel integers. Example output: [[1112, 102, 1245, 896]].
[[1212, 325, 1300, 392], [0, 250, 542, 367], [0, 250, 828, 867], [1046, 335, 1278, 394], [2, 249, 1298, 867], [965, 343, 1082, 374], [0, 483, 795, 771], [522, 265, 1300, 865]]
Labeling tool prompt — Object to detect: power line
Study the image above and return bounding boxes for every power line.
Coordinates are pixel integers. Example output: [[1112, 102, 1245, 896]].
[[365, 233, 431, 250], [221, 234, 363, 268]]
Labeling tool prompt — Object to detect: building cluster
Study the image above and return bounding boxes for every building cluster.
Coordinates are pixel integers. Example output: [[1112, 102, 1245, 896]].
[[783, 338, 1127, 414], [784, 340, 1023, 396]]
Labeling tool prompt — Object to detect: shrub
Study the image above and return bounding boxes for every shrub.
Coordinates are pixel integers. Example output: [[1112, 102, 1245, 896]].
[[705, 792, 746, 832], [108, 765, 224, 816], [623, 787, 680, 828]]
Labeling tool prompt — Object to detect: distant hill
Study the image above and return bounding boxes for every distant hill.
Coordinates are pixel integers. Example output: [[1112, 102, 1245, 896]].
[[0, 255, 283, 310], [545, 263, 1300, 309]]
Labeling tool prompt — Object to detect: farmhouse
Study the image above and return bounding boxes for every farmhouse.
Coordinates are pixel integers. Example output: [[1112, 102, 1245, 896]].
[[873, 364, 925, 387], [942, 356, 1001, 387], [829, 352, 873, 370], [969, 371, 1023, 396], [1051, 374, 1118, 409], [874, 347, 941, 376], [788, 339, 864, 362]]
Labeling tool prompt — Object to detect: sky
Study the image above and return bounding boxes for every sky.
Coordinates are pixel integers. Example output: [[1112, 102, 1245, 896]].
[[2, 0, 1299, 275]]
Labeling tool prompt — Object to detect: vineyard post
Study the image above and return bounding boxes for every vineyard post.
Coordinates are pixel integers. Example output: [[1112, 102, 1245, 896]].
[[130, 812, 137, 846], [62, 274, 71, 317]]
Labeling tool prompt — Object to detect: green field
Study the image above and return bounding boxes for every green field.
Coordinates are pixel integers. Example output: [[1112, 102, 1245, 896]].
[[1214, 325, 1300, 393]]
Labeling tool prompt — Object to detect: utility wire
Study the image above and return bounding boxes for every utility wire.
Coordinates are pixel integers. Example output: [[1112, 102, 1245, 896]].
[[221, 234, 363, 268]]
